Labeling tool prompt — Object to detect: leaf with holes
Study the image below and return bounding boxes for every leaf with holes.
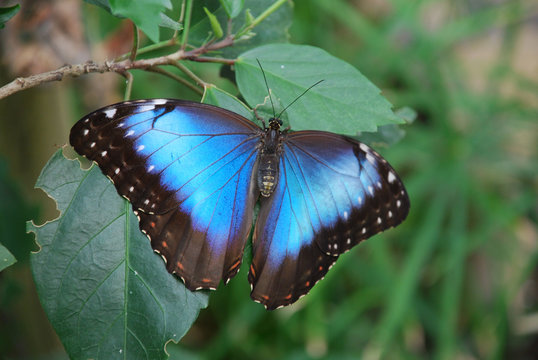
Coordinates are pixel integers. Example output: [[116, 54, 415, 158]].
[[28, 149, 208, 360]]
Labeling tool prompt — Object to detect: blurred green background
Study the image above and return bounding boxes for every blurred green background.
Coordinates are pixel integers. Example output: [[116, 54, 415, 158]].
[[1, 0, 537, 359]]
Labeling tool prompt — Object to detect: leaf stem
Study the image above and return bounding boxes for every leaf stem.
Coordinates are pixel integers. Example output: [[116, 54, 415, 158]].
[[180, 0, 193, 50], [129, 23, 139, 62], [170, 61, 208, 89], [173, 0, 186, 40], [123, 71, 134, 100]]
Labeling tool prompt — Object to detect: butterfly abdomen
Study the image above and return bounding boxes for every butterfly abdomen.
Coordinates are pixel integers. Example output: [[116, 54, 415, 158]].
[[258, 153, 279, 197], [258, 127, 282, 197]]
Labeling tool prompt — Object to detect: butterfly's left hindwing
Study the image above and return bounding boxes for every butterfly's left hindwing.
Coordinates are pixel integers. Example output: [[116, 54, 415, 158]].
[[249, 131, 409, 309], [70, 99, 262, 290]]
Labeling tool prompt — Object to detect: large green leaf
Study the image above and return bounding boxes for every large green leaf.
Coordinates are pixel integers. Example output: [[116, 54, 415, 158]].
[[29, 150, 208, 360], [235, 44, 402, 134]]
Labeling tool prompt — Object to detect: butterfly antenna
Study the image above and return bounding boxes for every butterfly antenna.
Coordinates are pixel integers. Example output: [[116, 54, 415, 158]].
[[276, 79, 324, 119], [256, 59, 276, 118]]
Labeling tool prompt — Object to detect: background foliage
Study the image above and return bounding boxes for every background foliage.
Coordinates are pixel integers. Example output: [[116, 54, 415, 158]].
[[0, 0, 537, 359]]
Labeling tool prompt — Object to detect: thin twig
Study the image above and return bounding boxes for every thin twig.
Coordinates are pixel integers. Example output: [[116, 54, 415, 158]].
[[0, 0, 290, 100], [0, 36, 233, 100], [191, 56, 235, 65]]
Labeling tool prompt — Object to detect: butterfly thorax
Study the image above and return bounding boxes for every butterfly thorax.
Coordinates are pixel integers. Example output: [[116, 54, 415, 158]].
[[258, 118, 283, 197]]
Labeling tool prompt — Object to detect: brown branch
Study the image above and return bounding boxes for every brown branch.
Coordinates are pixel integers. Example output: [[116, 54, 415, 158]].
[[0, 35, 235, 101]]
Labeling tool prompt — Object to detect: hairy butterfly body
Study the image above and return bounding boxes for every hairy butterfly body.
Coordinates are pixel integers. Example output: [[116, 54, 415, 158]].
[[70, 98, 410, 310]]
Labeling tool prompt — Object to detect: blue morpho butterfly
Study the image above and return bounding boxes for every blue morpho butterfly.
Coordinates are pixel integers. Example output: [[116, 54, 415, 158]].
[[69, 70, 410, 310]]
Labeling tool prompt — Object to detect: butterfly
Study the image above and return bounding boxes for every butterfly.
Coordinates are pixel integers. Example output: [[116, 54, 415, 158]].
[[69, 94, 410, 310]]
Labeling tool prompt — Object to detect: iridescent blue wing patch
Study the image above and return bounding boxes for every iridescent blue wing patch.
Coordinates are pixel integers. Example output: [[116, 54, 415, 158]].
[[70, 99, 262, 290], [249, 131, 409, 309]]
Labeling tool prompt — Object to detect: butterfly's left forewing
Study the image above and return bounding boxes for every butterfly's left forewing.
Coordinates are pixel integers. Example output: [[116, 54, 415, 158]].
[[70, 99, 262, 290], [249, 131, 409, 309]]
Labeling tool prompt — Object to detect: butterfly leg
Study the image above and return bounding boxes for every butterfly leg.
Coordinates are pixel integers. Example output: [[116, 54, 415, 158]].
[[254, 107, 266, 128]]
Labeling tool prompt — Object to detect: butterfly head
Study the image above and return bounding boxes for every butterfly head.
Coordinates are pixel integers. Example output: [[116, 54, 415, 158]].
[[268, 117, 283, 130]]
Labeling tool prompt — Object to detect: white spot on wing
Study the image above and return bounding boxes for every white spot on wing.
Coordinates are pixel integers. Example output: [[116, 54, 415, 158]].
[[368, 186, 374, 195], [137, 144, 145, 152], [377, 217, 382, 224], [129, 186, 134, 192], [358, 196, 363, 204], [126, 130, 135, 137], [104, 108, 117, 118], [138, 105, 155, 112], [344, 211, 348, 220], [397, 200, 401, 208], [362, 227, 366, 234], [90, 142, 96, 148], [117, 122, 124, 128], [114, 168, 120, 175], [148, 165, 155, 172], [83, 129, 89, 136], [359, 143, 369, 152], [388, 211, 393, 218], [101, 151, 107, 157], [388, 171, 396, 183], [366, 153, 376, 164], [152, 99, 167, 105]]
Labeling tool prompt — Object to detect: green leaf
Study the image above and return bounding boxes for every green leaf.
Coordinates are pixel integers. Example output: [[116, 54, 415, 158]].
[[203, 7, 224, 39], [358, 107, 415, 147], [202, 85, 254, 120], [0, 244, 16, 272], [106, 0, 173, 43], [29, 150, 208, 360], [236, 44, 402, 134], [244, 8, 255, 25], [358, 124, 406, 148], [394, 106, 417, 124], [220, 0, 245, 19], [0, 4, 20, 29], [85, 0, 179, 41], [160, 12, 182, 31]]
